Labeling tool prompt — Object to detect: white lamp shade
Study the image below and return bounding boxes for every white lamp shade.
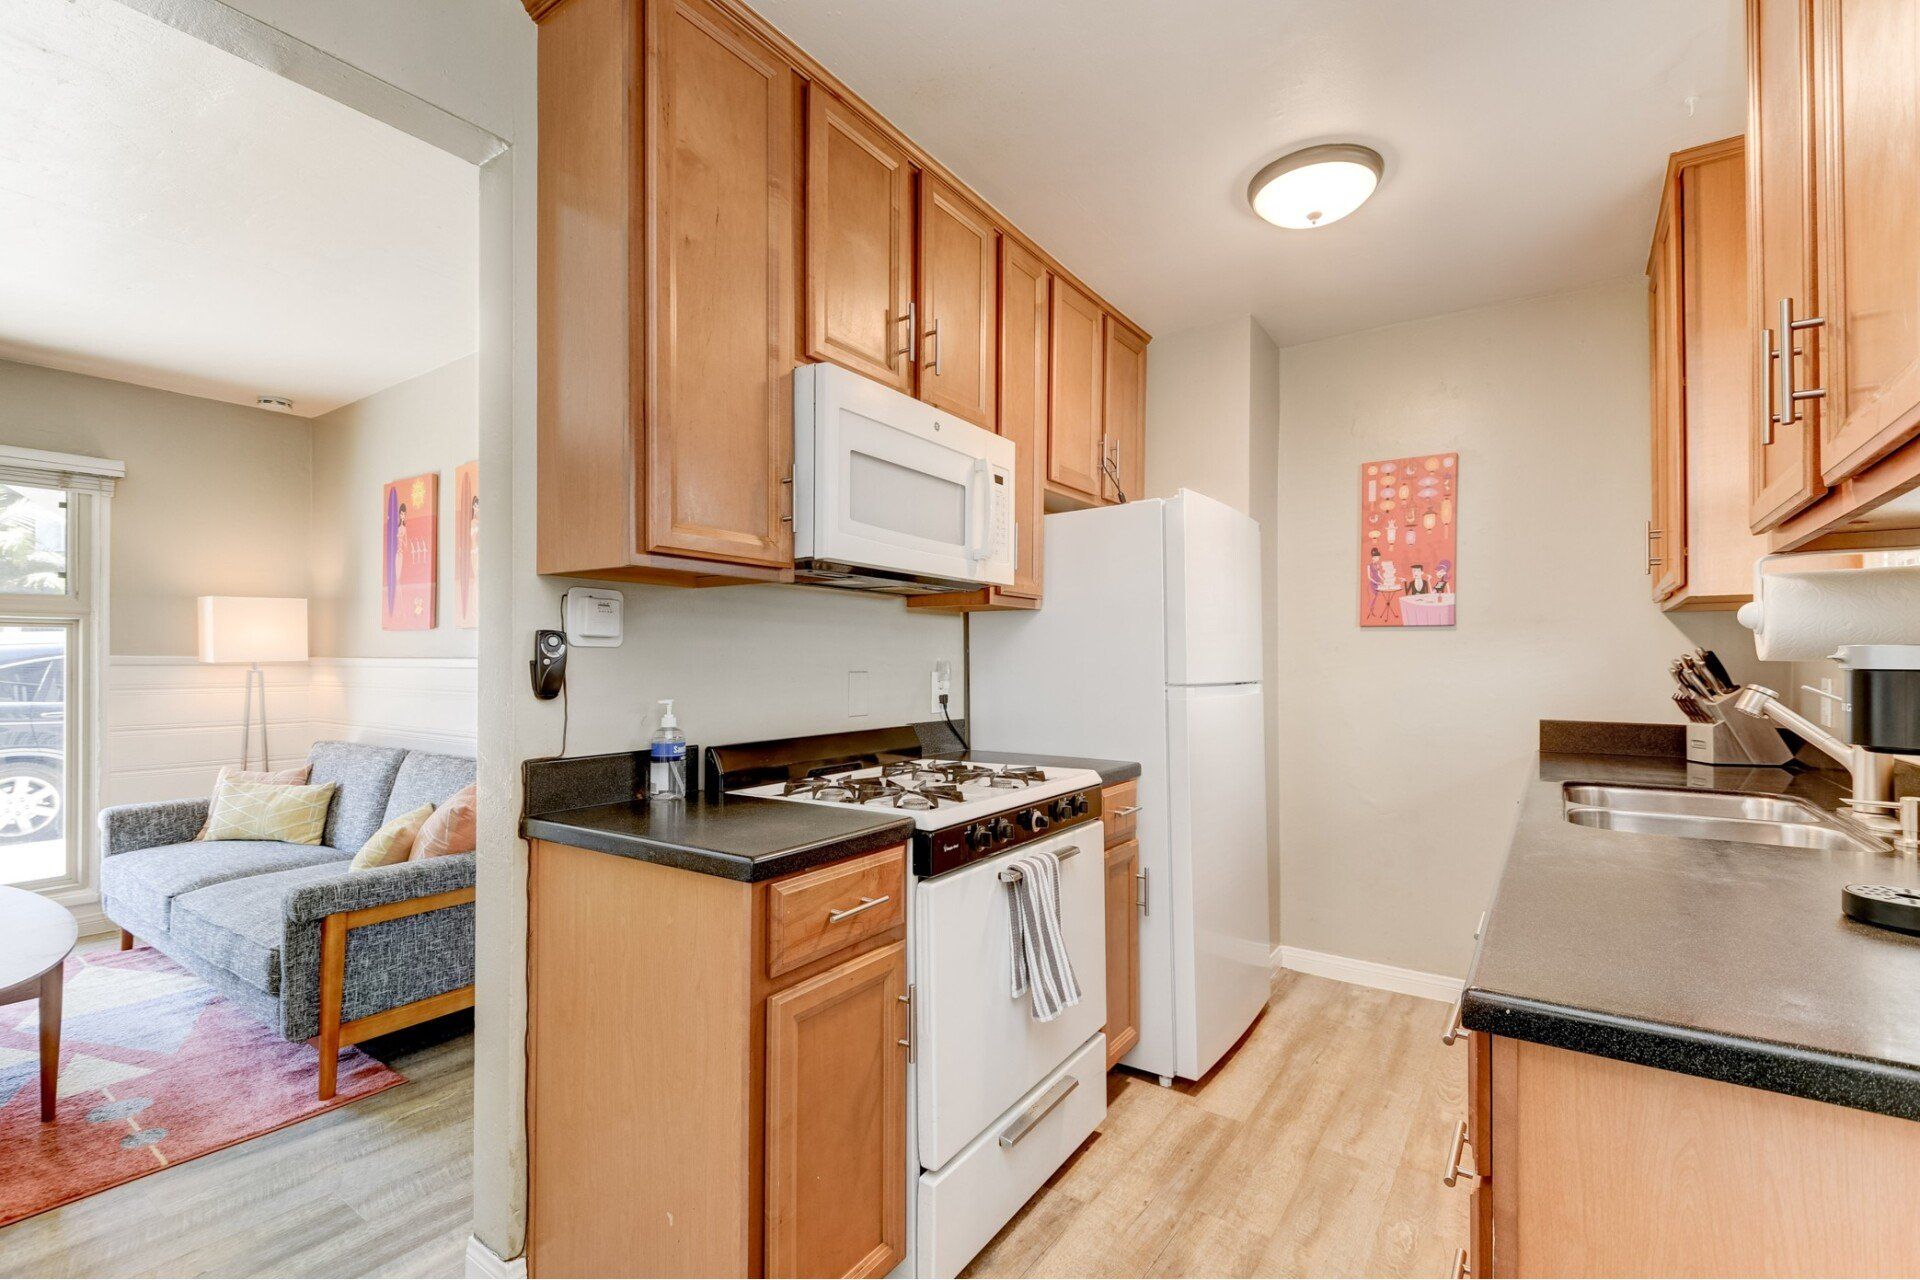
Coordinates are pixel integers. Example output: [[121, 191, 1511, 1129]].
[[197, 596, 309, 664]]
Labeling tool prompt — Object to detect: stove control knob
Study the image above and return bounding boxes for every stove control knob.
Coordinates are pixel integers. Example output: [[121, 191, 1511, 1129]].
[[1018, 808, 1049, 833], [1049, 798, 1076, 822], [1071, 793, 1091, 817], [966, 823, 993, 851], [993, 816, 1019, 841]]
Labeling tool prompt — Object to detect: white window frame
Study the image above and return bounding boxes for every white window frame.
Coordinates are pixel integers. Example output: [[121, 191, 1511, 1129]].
[[0, 447, 120, 910]]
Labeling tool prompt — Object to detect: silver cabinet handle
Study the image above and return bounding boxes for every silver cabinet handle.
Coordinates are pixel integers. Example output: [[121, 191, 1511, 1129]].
[[1777, 297, 1827, 424], [1454, 1246, 1470, 1279], [1442, 1117, 1478, 1187], [1645, 521, 1663, 573], [924, 316, 942, 375], [1110, 805, 1142, 817], [1136, 867, 1148, 915], [826, 894, 890, 924], [999, 1075, 1078, 1148], [1441, 988, 1465, 1046], [897, 984, 914, 1062], [1475, 911, 1488, 941], [894, 302, 917, 366]]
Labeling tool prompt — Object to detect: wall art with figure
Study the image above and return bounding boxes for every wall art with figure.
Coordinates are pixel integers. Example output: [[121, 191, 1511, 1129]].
[[454, 460, 478, 629], [1359, 452, 1457, 628], [382, 472, 438, 631]]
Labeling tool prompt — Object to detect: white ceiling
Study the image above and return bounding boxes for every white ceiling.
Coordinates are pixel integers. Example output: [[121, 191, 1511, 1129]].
[[754, 0, 1744, 347], [0, 0, 476, 417]]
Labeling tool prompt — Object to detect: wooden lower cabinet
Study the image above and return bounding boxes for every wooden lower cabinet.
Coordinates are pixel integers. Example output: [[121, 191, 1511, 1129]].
[[1461, 1032, 1920, 1277], [765, 943, 908, 1279], [1100, 780, 1142, 1070], [528, 839, 908, 1278]]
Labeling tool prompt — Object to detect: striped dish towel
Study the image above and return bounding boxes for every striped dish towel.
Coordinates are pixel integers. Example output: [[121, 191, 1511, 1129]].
[[1005, 850, 1081, 1022]]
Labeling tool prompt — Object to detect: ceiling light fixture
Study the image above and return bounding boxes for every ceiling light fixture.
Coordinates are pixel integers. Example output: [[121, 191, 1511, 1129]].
[[1246, 144, 1384, 230]]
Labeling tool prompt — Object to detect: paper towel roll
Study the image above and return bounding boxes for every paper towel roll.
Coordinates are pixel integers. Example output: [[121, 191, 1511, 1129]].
[[1739, 565, 1920, 660]]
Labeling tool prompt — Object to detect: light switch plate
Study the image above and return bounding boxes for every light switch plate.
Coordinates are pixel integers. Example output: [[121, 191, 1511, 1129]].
[[562, 588, 623, 647]]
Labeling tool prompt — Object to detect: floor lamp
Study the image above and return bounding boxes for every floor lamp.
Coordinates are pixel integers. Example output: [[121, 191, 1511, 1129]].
[[197, 597, 309, 771]]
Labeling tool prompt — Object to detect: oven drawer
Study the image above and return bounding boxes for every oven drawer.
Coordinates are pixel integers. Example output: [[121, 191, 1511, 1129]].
[[917, 1032, 1107, 1280], [765, 845, 906, 978]]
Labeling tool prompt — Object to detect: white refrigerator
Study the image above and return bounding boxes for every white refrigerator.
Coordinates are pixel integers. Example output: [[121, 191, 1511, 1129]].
[[970, 489, 1272, 1083]]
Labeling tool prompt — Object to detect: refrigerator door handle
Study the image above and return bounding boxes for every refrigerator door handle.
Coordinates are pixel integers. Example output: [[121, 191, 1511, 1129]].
[[1136, 868, 1148, 915]]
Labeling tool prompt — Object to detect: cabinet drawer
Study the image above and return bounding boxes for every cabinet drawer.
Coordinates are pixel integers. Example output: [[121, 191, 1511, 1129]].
[[1101, 780, 1139, 846], [766, 845, 906, 978]]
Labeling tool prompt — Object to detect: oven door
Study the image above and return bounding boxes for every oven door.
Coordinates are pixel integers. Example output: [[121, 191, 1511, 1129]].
[[914, 822, 1106, 1172], [797, 363, 1014, 586]]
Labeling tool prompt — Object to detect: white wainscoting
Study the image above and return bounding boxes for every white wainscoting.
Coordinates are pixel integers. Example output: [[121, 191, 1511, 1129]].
[[105, 657, 317, 809], [105, 655, 477, 811], [308, 657, 478, 756]]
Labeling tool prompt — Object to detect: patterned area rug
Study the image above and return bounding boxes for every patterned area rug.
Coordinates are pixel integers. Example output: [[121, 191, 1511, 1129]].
[[0, 945, 404, 1227]]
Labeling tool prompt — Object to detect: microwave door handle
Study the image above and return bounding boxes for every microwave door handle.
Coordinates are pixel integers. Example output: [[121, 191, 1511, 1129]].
[[964, 457, 991, 563]]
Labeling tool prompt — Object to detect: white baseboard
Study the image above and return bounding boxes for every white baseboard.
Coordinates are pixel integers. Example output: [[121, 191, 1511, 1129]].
[[464, 1236, 527, 1280], [1273, 944, 1463, 1005]]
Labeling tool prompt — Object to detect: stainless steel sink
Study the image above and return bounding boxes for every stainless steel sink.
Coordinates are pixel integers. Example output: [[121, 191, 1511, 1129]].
[[1562, 784, 1883, 853]]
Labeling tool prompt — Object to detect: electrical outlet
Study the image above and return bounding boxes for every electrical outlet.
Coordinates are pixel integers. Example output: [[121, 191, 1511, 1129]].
[[847, 670, 869, 718], [1821, 676, 1837, 728], [931, 660, 953, 714]]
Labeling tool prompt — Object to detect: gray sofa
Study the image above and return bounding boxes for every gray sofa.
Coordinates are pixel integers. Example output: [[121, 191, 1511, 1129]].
[[99, 740, 476, 1096]]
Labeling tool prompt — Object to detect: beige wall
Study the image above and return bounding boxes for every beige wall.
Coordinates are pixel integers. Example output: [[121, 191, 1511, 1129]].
[[310, 354, 478, 659], [1272, 279, 1789, 980], [0, 358, 314, 656]]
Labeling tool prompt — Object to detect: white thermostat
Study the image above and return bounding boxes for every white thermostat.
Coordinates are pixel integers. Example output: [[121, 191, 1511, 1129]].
[[562, 588, 624, 647]]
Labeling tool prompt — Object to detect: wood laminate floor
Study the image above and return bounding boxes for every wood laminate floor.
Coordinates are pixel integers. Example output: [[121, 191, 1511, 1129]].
[[964, 971, 1469, 1279], [0, 939, 475, 1280]]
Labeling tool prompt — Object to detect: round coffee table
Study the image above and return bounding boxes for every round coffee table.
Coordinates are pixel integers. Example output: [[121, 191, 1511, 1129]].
[[0, 886, 78, 1122]]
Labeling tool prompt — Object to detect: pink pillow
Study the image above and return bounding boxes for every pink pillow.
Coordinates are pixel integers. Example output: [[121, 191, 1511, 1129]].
[[195, 763, 313, 840], [412, 783, 476, 859]]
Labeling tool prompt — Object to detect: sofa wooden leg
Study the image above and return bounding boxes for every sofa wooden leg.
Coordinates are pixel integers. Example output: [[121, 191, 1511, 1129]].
[[316, 914, 347, 1101], [118, 929, 134, 951]]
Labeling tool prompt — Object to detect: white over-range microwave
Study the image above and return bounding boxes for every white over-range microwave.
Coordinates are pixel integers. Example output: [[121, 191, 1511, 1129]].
[[793, 362, 1016, 594]]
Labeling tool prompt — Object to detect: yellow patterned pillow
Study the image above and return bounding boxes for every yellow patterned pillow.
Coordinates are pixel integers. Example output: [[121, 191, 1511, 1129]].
[[204, 778, 337, 845], [349, 802, 436, 871]]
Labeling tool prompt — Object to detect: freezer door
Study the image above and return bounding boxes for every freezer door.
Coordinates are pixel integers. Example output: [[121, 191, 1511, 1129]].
[[1166, 682, 1272, 1079], [1165, 490, 1263, 686]]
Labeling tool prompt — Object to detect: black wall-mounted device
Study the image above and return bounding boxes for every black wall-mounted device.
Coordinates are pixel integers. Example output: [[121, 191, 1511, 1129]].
[[531, 629, 567, 700]]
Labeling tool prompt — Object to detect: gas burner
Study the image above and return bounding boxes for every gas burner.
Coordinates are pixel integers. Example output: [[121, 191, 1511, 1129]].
[[982, 764, 1047, 788], [847, 779, 907, 805], [782, 777, 848, 799], [896, 783, 965, 809]]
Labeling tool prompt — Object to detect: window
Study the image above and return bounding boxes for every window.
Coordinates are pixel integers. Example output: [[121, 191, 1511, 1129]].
[[0, 450, 118, 898]]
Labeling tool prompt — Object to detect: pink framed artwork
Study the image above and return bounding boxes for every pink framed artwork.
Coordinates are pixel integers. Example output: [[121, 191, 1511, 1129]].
[[453, 460, 479, 629], [1359, 452, 1457, 628], [382, 473, 439, 631]]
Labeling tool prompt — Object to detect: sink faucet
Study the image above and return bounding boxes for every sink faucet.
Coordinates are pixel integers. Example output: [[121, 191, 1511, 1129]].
[[1731, 684, 1901, 833]]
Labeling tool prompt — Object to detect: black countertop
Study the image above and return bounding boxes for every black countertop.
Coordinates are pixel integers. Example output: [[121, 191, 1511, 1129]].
[[1463, 750, 1920, 1119], [520, 746, 1140, 883], [523, 795, 914, 883]]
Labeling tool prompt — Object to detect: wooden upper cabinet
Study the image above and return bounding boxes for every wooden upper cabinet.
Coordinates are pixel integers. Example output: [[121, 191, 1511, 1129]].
[[1649, 208, 1687, 602], [645, 0, 798, 567], [1102, 317, 1147, 504], [916, 174, 998, 428], [1748, 0, 1827, 530], [1049, 278, 1106, 503], [1813, 0, 1920, 483], [534, 0, 798, 582], [806, 90, 914, 393], [764, 942, 908, 1280], [998, 239, 1050, 600]]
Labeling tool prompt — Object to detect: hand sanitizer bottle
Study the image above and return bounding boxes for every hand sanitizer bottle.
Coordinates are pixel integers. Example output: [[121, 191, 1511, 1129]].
[[647, 700, 686, 800]]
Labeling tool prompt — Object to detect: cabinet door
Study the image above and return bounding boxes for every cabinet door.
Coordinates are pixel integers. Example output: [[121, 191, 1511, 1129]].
[[1048, 278, 1106, 503], [806, 89, 914, 393], [765, 941, 907, 1280], [1102, 316, 1148, 504], [644, 0, 797, 566], [1748, 0, 1827, 528], [1814, 0, 1920, 481], [1648, 208, 1687, 601], [1103, 838, 1141, 1069], [998, 240, 1050, 600], [917, 174, 998, 428]]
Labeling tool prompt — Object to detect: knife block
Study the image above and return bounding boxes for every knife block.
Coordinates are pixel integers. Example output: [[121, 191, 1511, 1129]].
[[1686, 695, 1795, 768]]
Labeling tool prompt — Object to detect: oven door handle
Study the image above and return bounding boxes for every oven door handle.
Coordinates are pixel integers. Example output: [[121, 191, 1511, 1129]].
[[963, 457, 992, 563]]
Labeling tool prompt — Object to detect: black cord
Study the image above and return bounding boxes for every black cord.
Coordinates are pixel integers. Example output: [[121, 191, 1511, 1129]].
[[939, 693, 969, 754]]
